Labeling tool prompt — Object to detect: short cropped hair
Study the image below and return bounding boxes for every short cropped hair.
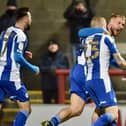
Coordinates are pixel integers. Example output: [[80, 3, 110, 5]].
[[109, 13, 126, 21], [90, 16, 106, 27], [15, 7, 29, 21]]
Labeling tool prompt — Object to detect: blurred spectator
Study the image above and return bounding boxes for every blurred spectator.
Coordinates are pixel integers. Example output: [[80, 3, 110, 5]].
[[40, 39, 69, 104], [0, 0, 17, 34], [64, 0, 95, 64]]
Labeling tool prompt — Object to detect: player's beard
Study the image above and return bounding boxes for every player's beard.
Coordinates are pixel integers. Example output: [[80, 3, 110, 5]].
[[110, 27, 115, 36], [25, 24, 31, 31]]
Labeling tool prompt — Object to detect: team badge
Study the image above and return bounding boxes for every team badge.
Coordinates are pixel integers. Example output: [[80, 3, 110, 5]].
[[18, 42, 24, 51]]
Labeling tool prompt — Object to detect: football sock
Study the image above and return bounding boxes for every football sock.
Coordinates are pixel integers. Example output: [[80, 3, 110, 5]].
[[92, 113, 113, 126], [13, 109, 29, 126], [50, 115, 61, 126]]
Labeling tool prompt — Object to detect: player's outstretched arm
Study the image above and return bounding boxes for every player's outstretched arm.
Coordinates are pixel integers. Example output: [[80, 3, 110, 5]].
[[113, 53, 126, 69], [14, 51, 40, 74]]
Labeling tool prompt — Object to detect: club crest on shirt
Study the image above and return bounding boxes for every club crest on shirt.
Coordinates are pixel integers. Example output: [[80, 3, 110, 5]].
[[18, 42, 24, 51]]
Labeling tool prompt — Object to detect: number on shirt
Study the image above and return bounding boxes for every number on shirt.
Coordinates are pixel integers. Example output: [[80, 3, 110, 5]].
[[85, 41, 99, 61], [0, 32, 11, 56]]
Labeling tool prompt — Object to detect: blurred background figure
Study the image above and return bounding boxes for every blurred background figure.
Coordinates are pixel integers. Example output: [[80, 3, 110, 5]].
[[0, 0, 17, 34], [40, 39, 69, 104], [64, 0, 95, 65]]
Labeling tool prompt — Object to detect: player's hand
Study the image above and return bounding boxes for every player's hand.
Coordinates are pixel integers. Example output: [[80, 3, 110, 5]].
[[35, 67, 40, 75], [25, 50, 32, 59]]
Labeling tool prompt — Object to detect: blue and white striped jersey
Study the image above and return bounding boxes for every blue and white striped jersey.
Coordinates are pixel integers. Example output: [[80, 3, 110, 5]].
[[0, 26, 28, 81], [83, 33, 119, 80], [76, 28, 106, 75], [77, 28, 106, 66], [77, 49, 85, 65]]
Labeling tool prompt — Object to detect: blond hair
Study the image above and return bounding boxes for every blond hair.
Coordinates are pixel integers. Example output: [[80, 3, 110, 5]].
[[90, 16, 107, 29], [110, 13, 126, 20], [108, 13, 126, 25]]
